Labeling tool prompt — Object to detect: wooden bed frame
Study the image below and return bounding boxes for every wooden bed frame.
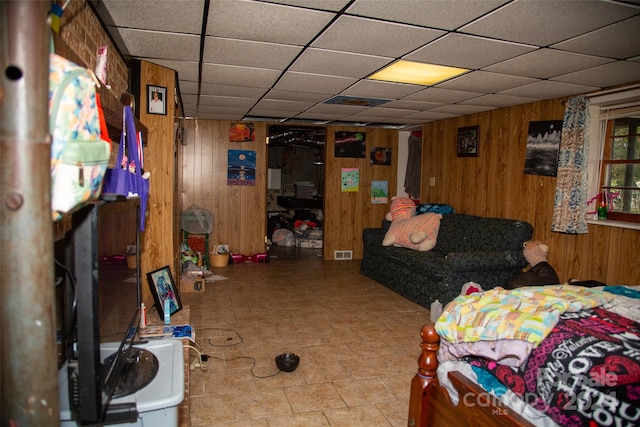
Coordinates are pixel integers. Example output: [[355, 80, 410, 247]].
[[407, 323, 535, 427]]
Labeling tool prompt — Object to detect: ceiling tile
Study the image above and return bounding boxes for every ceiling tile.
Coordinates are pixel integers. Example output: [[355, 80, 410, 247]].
[[498, 80, 599, 99], [273, 72, 356, 94], [346, 0, 509, 30], [178, 81, 199, 95], [196, 112, 244, 120], [460, 0, 639, 46], [303, 103, 368, 115], [405, 33, 535, 69], [247, 107, 298, 118], [197, 104, 248, 115], [117, 29, 201, 61], [181, 94, 197, 105], [294, 112, 347, 121], [349, 107, 416, 118], [378, 100, 443, 111], [252, 99, 316, 112], [483, 49, 614, 79], [195, 82, 269, 98], [428, 104, 496, 115], [206, 0, 336, 44], [551, 16, 640, 59], [459, 94, 539, 108], [263, 0, 351, 11], [311, 16, 444, 57], [201, 64, 281, 88], [552, 61, 640, 88], [403, 87, 483, 104], [341, 80, 423, 99], [437, 71, 539, 93], [96, 0, 640, 125], [263, 89, 332, 103], [289, 48, 392, 78], [198, 95, 257, 108], [101, 0, 205, 33], [146, 59, 200, 81], [203, 37, 302, 69], [405, 110, 460, 121]]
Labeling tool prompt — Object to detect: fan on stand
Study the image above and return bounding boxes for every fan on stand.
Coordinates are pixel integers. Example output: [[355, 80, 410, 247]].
[[181, 205, 214, 269]]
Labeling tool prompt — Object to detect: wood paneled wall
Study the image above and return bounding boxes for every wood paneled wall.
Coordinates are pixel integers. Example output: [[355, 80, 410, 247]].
[[179, 120, 268, 256], [137, 60, 177, 301], [178, 123, 398, 260], [421, 98, 640, 285], [323, 127, 398, 259]]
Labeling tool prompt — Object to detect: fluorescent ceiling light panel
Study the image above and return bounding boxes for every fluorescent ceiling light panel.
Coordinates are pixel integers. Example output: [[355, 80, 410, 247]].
[[369, 60, 468, 86]]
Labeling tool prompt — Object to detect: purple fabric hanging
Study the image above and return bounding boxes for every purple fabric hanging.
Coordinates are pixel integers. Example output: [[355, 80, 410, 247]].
[[102, 105, 149, 230]]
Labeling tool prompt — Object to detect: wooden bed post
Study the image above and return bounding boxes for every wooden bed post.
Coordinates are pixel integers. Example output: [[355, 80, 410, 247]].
[[408, 323, 440, 427]]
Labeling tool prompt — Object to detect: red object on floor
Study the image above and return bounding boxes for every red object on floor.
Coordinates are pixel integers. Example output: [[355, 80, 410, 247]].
[[230, 253, 270, 264]]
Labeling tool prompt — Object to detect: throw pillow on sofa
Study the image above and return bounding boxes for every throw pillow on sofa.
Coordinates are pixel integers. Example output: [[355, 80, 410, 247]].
[[382, 212, 442, 251]]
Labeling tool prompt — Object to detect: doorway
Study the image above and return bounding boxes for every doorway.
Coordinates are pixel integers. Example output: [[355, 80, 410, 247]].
[[266, 126, 325, 260]]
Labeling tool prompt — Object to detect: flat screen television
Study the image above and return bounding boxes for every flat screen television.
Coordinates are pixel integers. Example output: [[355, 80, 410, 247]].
[[56, 197, 152, 425]]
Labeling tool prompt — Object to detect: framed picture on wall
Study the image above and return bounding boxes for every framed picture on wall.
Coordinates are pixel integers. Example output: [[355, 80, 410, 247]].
[[147, 85, 167, 115], [457, 125, 479, 157]]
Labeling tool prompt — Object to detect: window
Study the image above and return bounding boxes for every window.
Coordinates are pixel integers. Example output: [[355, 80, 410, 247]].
[[586, 85, 640, 227], [599, 117, 640, 223]]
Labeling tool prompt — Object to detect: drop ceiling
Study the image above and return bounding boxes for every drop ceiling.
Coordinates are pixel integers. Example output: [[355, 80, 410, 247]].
[[93, 0, 640, 129]]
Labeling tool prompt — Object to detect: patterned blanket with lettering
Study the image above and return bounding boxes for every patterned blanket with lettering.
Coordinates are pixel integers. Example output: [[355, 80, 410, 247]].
[[466, 307, 640, 426]]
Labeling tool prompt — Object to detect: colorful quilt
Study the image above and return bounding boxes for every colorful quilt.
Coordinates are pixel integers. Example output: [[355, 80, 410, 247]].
[[466, 307, 640, 426], [435, 285, 612, 347]]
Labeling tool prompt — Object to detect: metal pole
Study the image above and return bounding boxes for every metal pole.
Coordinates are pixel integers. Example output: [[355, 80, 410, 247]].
[[1, 1, 60, 426]]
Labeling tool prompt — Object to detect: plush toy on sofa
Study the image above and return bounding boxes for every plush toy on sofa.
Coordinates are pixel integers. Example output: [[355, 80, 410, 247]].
[[382, 197, 442, 251], [503, 240, 560, 289]]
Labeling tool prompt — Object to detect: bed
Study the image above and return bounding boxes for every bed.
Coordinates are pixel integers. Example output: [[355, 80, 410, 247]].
[[408, 285, 640, 427]]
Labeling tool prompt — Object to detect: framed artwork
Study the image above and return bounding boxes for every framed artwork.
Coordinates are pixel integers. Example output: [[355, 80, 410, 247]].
[[147, 85, 167, 115], [341, 168, 359, 192], [227, 149, 256, 186], [370, 147, 391, 165], [524, 120, 563, 176], [457, 125, 479, 157], [371, 180, 388, 204], [335, 131, 366, 158], [229, 123, 255, 142], [147, 266, 182, 320]]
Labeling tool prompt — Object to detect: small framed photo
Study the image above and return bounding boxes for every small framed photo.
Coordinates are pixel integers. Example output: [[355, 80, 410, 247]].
[[147, 85, 167, 115], [457, 125, 479, 157], [147, 266, 182, 320]]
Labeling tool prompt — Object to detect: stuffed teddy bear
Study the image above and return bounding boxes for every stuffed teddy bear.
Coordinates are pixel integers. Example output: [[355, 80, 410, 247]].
[[382, 197, 442, 251], [503, 240, 560, 289]]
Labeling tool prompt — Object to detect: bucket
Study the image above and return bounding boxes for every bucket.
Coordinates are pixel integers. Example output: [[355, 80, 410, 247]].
[[126, 254, 137, 269]]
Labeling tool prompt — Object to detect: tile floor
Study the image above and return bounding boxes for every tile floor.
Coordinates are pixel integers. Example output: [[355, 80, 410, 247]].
[[180, 250, 430, 426]]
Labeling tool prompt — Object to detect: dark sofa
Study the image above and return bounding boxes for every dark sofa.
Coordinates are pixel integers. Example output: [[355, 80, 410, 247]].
[[360, 213, 534, 308]]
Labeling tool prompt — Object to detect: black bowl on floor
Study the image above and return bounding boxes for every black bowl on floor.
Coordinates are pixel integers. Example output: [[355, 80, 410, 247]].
[[275, 352, 300, 372]]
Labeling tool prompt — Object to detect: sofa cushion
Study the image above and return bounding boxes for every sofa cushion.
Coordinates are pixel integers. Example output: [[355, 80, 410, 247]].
[[435, 214, 532, 254]]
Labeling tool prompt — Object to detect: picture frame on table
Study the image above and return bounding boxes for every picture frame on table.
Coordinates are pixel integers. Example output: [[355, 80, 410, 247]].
[[147, 266, 182, 320], [147, 84, 167, 115], [457, 125, 479, 157]]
